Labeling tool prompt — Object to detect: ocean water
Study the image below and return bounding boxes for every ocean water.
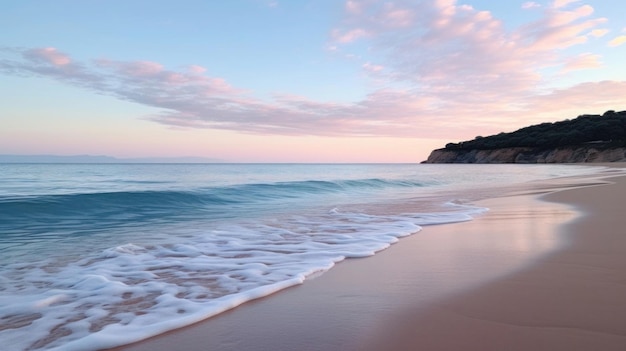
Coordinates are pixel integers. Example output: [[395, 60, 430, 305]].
[[0, 163, 604, 350]]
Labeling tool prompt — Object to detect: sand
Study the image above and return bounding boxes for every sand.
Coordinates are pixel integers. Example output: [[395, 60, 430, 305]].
[[112, 166, 626, 351]]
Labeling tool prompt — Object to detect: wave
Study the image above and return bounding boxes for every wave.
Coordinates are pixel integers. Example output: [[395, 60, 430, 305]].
[[0, 204, 486, 351], [1, 163, 607, 350], [0, 178, 430, 225]]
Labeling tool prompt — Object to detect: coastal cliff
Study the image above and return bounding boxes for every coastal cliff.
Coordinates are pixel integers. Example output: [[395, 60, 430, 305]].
[[423, 110, 626, 163], [424, 145, 626, 163]]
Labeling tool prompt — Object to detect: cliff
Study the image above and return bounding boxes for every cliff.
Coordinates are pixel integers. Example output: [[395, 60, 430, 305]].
[[424, 110, 626, 163], [424, 144, 626, 164]]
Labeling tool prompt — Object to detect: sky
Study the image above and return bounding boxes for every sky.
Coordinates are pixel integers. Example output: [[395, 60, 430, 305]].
[[1, 0, 625, 163]]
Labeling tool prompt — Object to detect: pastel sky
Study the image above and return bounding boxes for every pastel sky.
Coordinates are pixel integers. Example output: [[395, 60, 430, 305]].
[[1, 0, 625, 162]]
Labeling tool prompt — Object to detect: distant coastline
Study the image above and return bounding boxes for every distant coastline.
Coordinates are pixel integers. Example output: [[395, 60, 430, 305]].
[[0, 154, 224, 164]]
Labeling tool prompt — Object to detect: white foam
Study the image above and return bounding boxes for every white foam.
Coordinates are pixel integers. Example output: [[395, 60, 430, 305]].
[[33, 294, 68, 308], [0, 205, 486, 351]]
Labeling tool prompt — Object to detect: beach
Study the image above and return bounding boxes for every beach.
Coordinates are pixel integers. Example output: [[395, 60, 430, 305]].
[[110, 165, 626, 351]]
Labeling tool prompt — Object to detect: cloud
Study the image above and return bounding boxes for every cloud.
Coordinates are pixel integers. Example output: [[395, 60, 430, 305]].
[[590, 29, 609, 37], [330, 28, 370, 44], [187, 65, 207, 74], [2, 47, 445, 137], [608, 35, 626, 47], [552, 0, 581, 9], [24, 47, 72, 66], [1, 1, 624, 141], [382, 7, 415, 28], [345, 0, 362, 14], [330, 1, 612, 98], [98, 60, 164, 77], [561, 52, 602, 72], [522, 2, 541, 9], [519, 4, 606, 50], [2, 47, 103, 87], [362, 62, 384, 73], [526, 81, 626, 113]]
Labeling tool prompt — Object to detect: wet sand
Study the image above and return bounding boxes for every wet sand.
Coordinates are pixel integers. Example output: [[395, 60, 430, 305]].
[[113, 167, 626, 351]]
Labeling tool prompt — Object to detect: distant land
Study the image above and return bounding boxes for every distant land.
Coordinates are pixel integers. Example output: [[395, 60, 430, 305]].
[[424, 110, 626, 163], [0, 155, 224, 163]]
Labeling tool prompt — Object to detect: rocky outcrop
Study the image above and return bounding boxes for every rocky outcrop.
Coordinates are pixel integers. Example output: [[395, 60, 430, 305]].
[[423, 145, 626, 163]]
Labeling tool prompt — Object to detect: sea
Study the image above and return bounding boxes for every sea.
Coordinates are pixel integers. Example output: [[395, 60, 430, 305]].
[[0, 163, 607, 351]]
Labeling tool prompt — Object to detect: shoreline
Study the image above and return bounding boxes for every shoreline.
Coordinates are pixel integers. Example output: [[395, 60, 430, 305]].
[[357, 171, 626, 351], [112, 166, 626, 351]]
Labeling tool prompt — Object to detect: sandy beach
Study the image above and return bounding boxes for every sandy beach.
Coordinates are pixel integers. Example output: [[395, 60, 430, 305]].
[[113, 166, 626, 351]]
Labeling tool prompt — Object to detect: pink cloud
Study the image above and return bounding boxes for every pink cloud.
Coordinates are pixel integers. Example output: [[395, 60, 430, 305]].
[[608, 35, 626, 47], [522, 2, 541, 9], [93, 57, 241, 96], [121, 61, 164, 76], [590, 29, 609, 37], [1, 1, 624, 142], [331, 28, 369, 44], [362, 62, 384, 73], [1, 47, 472, 138], [547, 4, 593, 27], [384, 9, 414, 27], [94, 60, 165, 78], [345, 0, 361, 14], [322, 0, 624, 135], [552, 0, 581, 9], [187, 65, 207, 74], [526, 81, 626, 113], [518, 4, 606, 51], [561, 53, 602, 72], [331, 0, 610, 98], [24, 47, 71, 66], [3, 47, 100, 86]]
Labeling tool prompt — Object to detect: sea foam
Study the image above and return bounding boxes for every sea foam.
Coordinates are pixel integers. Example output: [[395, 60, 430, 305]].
[[0, 206, 484, 351], [1, 163, 606, 350]]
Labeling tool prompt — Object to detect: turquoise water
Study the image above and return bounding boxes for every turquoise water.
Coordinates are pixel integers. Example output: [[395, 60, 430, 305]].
[[0, 163, 603, 350]]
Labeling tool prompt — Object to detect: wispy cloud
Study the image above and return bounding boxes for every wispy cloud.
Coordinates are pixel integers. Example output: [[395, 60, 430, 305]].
[[552, 0, 581, 9], [331, 0, 611, 96], [329, 1, 623, 118], [590, 29, 609, 37], [330, 28, 370, 44], [561, 52, 602, 72], [1, 46, 436, 137], [1, 1, 625, 140], [25, 47, 72, 65], [522, 2, 541, 9], [362, 62, 384, 73], [608, 35, 626, 47]]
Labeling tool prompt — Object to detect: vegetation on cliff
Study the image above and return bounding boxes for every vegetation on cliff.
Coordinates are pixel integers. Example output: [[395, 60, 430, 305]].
[[444, 110, 626, 151]]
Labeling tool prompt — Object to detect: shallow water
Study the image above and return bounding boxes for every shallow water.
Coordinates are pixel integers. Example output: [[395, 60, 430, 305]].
[[0, 163, 605, 350]]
